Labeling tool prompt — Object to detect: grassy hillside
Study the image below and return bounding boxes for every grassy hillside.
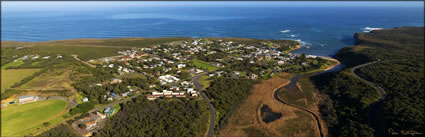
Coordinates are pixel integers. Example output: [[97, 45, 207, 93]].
[[1, 37, 191, 48], [1, 69, 41, 93], [1, 37, 191, 65]]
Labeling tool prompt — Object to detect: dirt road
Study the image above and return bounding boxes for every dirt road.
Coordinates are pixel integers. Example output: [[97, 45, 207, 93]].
[[71, 54, 96, 68]]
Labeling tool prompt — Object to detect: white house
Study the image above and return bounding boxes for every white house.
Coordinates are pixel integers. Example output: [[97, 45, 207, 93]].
[[97, 112, 106, 119], [149, 84, 156, 88], [31, 55, 39, 60], [108, 64, 114, 68], [249, 74, 258, 80], [121, 92, 130, 97], [170, 86, 180, 91], [110, 78, 122, 84], [177, 64, 186, 69], [180, 81, 191, 86], [277, 60, 285, 65], [159, 75, 180, 85], [82, 97, 89, 102], [152, 91, 164, 96], [187, 88, 197, 94], [172, 92, 180, 95]]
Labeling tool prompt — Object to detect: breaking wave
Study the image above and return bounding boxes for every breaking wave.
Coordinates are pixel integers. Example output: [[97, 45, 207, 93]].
[[291, 39, 312, 47], [280, 30, 291, 33], [362, 27, 383, 33]]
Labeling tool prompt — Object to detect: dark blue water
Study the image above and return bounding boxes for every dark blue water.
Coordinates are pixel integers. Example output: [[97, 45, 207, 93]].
[[2, 2, 424, 56]]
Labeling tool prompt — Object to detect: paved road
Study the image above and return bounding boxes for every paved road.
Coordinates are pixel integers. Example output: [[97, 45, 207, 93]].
[[192, 72, 216, 137], [351, 61, 391, 135], [351, 61, 386, 98]]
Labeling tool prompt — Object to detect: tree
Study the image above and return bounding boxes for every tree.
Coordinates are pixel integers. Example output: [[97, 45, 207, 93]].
[[78, 124, 86, 129], [43, 122, 50, 127]]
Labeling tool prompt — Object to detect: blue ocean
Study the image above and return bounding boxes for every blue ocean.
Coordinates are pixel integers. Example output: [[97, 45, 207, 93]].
[[2, 2, 424, 56]]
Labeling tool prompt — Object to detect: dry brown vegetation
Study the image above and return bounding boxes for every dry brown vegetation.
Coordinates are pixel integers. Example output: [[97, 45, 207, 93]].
[[219, 73, 322, 137]]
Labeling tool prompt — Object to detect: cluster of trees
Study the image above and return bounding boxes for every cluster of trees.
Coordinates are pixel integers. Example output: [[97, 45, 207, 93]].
[[356, 61, 424, 133], [69, 102, 95, 115], [314, 27, 424, 136], [1, 47, 32, 66], [94, 96, 209, 137], [70, 62, 113, 82], [335, 27, 424, 67], [311, 71, 379, 137], [227, 59, 262, 74], [204, 78, 255, 131], [196, 52, 227, 62], [35, 124, 78, 137], [73, 77, 153, 104], [285, 54, 331, 73], [349, 27, 424, 136]]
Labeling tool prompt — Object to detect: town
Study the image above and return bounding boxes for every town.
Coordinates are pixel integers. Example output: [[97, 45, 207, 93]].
[[3, 38, 334, 136], [80, 38, 326, 103]]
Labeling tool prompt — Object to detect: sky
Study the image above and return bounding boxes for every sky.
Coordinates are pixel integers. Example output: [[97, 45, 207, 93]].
[[2, 1, 424, 12]]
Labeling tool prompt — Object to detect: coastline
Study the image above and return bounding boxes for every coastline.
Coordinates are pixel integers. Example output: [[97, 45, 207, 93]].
[[286, 44, 302, 52], [318, 56, 341, 71]]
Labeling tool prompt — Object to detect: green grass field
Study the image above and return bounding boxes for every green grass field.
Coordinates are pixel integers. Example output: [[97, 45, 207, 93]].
[[75, 93, 85, 104], [1, 69, 40, 93], [192, 59, 218, 72], [1, 60, 24, 69], [199, 75, 211, 90], [31, 61, 40, 66], [1, 100, 68, 136]]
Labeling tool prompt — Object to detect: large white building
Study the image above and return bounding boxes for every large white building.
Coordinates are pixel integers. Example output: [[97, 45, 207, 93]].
[[18, 95, 38, 104], [159, 75, 180, 85]]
